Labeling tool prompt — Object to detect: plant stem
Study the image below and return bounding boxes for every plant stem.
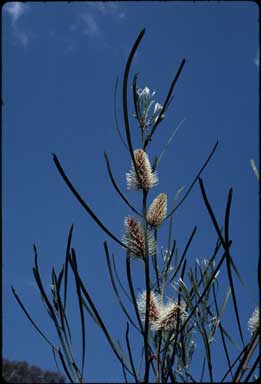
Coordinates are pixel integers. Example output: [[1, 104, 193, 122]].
[[143, 190, 151, 383]]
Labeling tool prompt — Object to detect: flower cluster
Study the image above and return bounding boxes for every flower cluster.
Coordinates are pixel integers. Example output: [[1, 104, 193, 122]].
[[137, 290, 161, 324], [134, 86, 164, 131], [126, 149, 158, 191], [123, 216, 155, 259], [147, 193, 167, 227], [137, 290, 187, 332], [248, 305, 260, 335]]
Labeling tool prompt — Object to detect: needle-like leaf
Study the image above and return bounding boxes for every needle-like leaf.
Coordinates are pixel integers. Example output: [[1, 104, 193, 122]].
[[11, 286, 57, 350], [122, 29, 145, 185], [69, 252, 133, 376], [104, 152, 142, 217], [169, 226, 197, 284], [71, 248, 86, 378], [64, 224, 74, 311], [53, 153, 129, 250], [104, 242, 140, 332], [114, 76, 128, 151], [164, 141, 218, 222], [125, 323, 139, 383], [144, 59, 186, 149]]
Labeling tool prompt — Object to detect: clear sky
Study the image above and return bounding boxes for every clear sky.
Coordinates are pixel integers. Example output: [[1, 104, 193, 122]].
[[2, 1, 259, 382]]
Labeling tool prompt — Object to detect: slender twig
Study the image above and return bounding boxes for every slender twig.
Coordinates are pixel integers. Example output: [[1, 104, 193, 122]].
[[234, 334, 259, 382], [152, 229, 160, 292], [126, 255, 144, 333], [243, 353, 260, 382], [58, 349, 74, 384], [221, 332, 258, 382], [166, 260, 187, 382], [143, 190, 151, 383]]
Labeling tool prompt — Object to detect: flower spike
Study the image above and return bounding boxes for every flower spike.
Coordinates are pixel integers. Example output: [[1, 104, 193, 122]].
[[123, 216, 155, 259], [126, 149, 158, 191], [147, 193, 167, 227]]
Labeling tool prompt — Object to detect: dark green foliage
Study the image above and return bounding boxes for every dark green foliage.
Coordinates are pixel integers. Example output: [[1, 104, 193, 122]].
[[2, 358, 65, 383]]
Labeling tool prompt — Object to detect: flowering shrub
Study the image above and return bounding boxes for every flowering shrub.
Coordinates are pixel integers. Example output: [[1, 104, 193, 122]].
[[12, 29, 259, 383]]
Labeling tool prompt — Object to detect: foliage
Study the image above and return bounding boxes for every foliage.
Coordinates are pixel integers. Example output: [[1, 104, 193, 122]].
[[2, 358, 65, 383]]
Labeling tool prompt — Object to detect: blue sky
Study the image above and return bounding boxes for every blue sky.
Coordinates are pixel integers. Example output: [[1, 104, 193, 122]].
[[2, 1, 259, 382]]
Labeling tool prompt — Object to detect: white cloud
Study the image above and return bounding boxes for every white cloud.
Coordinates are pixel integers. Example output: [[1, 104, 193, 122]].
[[4, 2, 30, 47], [81, 13, 100, 37], [89, 2, 125, 19], [4, 2, 28, 25], [254, 48, 259, 68], [73, 3, 125, 41]]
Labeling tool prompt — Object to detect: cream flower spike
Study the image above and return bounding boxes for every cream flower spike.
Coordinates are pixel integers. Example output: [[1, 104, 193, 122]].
[[123, 216, 155, 259], [248, 305, 260, 335], [137, 290, 161, 324], [152, 300, 187, 332], [126, 149, 158, 190], [147, 193, 167, 227]]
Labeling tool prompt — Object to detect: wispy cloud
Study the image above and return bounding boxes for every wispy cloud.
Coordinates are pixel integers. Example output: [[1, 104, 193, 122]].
[[71, 2, 125, 43], [254, 48, 259, 68], [4, 2, 30, 47], [4, 2, 28, 25], [88, 2, 125, 19], [81, 13, 100, 38]]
